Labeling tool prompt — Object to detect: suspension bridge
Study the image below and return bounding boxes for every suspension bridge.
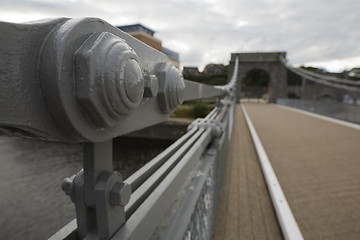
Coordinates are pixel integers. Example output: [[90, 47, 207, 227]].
[[0, 18, 359, 240]]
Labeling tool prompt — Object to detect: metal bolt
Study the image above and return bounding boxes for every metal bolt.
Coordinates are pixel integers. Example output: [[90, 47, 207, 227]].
[[144, 75, 159, 98], [110, 182, 132, 206], [212, 123, 223, 139], [62, 175, 76, 196]]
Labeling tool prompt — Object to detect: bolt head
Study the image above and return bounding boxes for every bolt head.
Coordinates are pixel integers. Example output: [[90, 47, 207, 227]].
[[157, 62, 185, 113], [110, 182, 131, 206], [61, 175, 76, 197], [75, 32, 144, 128]]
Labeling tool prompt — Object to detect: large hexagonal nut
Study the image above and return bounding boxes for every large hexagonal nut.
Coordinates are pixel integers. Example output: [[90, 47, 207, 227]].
[[75, 32, 144, 128], [157, 62, 185, 113], [109, 182, 132, 207]]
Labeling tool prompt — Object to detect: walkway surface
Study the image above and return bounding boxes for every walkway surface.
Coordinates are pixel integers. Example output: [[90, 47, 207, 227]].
[[212, 104, 282, 240], [213, 103, 360, 240]]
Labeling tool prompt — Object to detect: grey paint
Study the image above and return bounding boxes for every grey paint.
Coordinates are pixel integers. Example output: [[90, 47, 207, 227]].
[[0, 17, 241, 238], [0, 18, 182, 142], [114, 129, 212, 240], [0, 17, 228, 143]]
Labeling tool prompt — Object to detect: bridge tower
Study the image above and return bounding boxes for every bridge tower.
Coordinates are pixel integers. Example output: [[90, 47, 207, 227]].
[[229, 52, 288, 102]]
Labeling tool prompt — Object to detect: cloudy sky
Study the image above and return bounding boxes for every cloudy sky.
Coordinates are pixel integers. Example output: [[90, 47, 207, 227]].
[[1, 0, 359, 72]]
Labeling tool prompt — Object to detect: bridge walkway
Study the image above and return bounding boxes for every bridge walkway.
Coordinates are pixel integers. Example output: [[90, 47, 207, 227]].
[[213, 103, 360, 240], [212, 104, 283, 240]]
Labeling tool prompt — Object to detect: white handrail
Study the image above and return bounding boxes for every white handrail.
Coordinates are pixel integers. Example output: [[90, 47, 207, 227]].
[[241, 104, 304, 240]]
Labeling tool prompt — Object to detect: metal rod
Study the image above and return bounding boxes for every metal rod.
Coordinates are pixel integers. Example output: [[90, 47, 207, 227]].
[[205, 107, 219, 120], [125, 127, 198, 192], [114, 128, 212, 240], [241, 104, 304, 240], [161, 151, 217, 240], [125, 128, 205, 219]]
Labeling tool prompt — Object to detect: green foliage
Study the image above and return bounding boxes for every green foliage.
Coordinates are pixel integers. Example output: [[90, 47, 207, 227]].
[[242, 69, 270, 87], [172, 106, 192, 118], [183, 64, 229, 86], [189, 102, 213, 118], [348, 68, 360, 80], [287, 69, 302, 86], [172, 102, 213, 119], [299, 66, 324, 72]]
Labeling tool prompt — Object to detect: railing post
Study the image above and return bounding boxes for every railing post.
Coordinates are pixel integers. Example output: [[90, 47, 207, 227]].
[[62, 140, 132, 239]]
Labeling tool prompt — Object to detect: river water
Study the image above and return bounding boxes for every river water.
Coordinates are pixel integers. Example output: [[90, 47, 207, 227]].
[[0, 136, 172, 240]]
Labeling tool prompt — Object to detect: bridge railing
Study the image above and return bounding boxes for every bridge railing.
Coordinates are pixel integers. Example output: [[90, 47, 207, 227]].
[[0, 18, 239, 240], [278, 56, 360, 123]]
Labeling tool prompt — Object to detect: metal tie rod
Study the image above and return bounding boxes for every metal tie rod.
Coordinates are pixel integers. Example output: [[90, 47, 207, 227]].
[[241, 104, 304, 240]]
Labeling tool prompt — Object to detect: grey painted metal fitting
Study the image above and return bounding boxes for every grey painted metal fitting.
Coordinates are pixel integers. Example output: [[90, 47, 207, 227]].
[[220, 99, 232, 107], [188, 119, 224, 139], [94, 170, 131, 238], [75, 32, 144, 128], [61, 174, 76, 201], [0, 18, 174, 142], [110, 182, 132, 206], [144, 75, 159, 98], [157, 62, 185, 113]]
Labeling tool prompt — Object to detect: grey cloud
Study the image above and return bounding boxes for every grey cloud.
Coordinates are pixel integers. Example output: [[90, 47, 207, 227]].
[[0, 0, 359, 71]]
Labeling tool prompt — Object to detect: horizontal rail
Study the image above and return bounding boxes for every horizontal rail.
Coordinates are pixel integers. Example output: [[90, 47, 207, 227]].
[[125, 127, 198, 192], [115, 128, 212, 239], [241, 104, 304, 240], [162, 104, 231, 240], [161, 152, 216, 240], [125, 127, 206, 219], [205, 107, 219, 120]]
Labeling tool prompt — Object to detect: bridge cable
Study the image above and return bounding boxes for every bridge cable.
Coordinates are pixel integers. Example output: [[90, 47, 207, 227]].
[[279, 56, 360, 93]]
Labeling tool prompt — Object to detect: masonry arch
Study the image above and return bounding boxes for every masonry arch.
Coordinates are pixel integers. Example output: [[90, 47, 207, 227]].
[[241, 68, 271, 98], [229, 52, 288, 102]]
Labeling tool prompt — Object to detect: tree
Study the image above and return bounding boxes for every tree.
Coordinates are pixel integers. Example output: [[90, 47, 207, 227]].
[[183, 64, 229, 86], [242, 69, 270, 87], [348, 68, 360, 80]]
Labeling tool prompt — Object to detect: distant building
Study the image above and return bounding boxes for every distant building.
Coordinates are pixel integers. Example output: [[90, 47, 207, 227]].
[[182, 67, 200, 76], [117, 23, 180, 68], [162, 47, 180, 69]]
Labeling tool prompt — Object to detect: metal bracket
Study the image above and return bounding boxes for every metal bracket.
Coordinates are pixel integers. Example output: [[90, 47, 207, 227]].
[[61, 140, 131, 239], [0, 18, 185, 142], [216, 98, 233, 108], [187, 119, 224, 140]]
